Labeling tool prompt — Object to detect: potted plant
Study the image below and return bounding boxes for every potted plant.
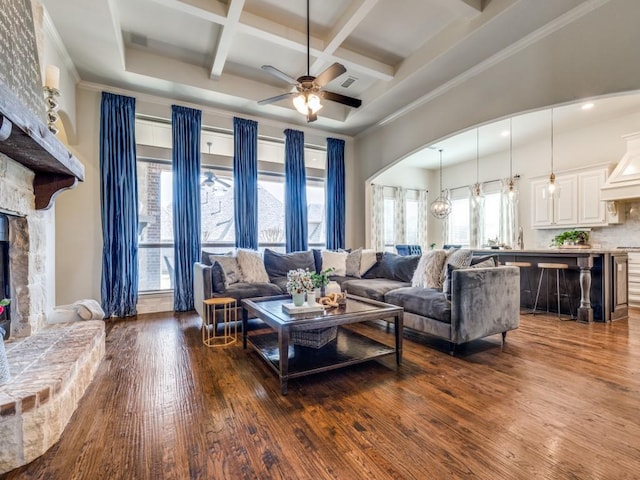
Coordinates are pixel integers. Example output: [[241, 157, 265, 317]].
[[286, 269, 314, 306], [552, 230, 590, 247], [310, 267, 335, 297]]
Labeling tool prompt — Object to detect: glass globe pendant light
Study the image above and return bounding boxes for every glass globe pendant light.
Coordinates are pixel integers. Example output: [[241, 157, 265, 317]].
[[548, 108, 556, 195], [471, 128, 483, 206], [430, 149, 452, 219]]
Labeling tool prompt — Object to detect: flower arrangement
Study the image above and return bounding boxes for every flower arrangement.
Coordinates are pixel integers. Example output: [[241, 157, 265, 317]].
[[286, 269, 314, 294], [0, 298, 9, 316], [310, 267, 335, 289]]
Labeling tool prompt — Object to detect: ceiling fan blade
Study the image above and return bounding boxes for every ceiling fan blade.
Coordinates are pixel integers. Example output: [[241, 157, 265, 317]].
[[261, 65, 299, 85], [307, 110, 318, 123], [322, 90, 362, 109], [257, 92, 296, 105], [314, 63, 346, 88]]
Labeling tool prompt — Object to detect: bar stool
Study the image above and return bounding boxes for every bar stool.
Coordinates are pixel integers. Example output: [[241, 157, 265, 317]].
[[533, 263, 575, 319], [504, 261, 534, 314], [202, 297, 238, 347]]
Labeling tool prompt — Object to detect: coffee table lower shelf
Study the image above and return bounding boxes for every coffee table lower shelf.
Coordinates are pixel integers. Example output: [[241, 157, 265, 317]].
[[248, 327, 396, 391]]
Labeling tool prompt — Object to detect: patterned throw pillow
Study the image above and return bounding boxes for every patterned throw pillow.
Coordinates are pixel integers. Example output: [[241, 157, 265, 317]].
[[411, 250, 447, 288], [209, 254, 243, 286], [443, 256, 496, 299], [440, 249, 473, 288], [345, 248, 362, 278], [236, 248, 269, 283]]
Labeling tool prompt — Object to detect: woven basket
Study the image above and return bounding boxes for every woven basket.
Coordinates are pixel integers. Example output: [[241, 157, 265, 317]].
[[0, 334, 10, 385], [291, 326, 337, 349]]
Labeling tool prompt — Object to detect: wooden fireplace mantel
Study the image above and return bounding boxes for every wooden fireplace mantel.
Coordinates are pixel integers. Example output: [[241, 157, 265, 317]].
[[0, 81, 84, 210]]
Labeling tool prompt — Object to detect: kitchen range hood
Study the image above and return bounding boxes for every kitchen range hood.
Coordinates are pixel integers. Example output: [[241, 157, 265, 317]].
[[601, 132, 640, 201]]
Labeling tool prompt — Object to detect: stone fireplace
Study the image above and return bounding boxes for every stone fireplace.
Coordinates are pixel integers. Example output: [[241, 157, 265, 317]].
[[1, 80, 104, 473]]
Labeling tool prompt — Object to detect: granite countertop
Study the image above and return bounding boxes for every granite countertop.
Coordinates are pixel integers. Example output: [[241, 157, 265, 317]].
[[472, 248, 625, 254]]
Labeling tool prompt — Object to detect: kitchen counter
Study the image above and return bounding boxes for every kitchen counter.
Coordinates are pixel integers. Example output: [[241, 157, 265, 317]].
[[472, 249, 628, 323]]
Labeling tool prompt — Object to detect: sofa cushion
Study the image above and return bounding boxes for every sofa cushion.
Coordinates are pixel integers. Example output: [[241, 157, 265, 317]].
[[411, 250, 447, 288], [215, 282, 283, 301], [322, 250, 348, 276], [209, 253, 243, 286], [263, 249, 315, 281], [384, 287, 452, 324], [236, 248, 269, 283], [345, 248, 362, 278], [376, 252, 421, 282], [341, 278, 410, 302], [211, 261, 227, 293], [359, 249, 378, 277]]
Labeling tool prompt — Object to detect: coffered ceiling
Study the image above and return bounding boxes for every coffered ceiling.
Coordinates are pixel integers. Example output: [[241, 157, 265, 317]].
[[41, 0, 602, 136]]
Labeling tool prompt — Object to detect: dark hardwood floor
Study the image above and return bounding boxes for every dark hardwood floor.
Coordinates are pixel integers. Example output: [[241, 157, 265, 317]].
[[3, 309, 640, 479]]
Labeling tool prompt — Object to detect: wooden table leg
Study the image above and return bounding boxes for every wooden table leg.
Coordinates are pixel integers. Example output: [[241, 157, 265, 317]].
[[279, 327, 290, 395], [242, 307, 248, 349], [395, 312, 403, 365]]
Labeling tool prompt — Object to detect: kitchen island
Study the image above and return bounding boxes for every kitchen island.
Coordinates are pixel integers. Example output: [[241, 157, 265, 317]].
[[472, 249, 628, 323]]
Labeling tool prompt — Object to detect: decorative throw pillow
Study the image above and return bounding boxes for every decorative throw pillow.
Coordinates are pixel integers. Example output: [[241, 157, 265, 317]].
[[345, 248, 362, 278], [359, 249, 378, 276], [411, 250, 447, 288], [263, 249, 315, 280], [443, 256, 496, 299], [236, 248, 269, 283], [440, 248, 473, 287], [377, 252, 421, 283], [210, 261, 227, 293], [321, 250, 348, 276], [209, 254, 242, 286]]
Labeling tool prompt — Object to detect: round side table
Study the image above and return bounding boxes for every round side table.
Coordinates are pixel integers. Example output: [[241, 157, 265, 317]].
[[202, 297, 238, 347]]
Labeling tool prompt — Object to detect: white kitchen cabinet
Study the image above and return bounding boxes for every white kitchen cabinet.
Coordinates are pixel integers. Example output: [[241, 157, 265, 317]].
[[531, 167, 609, 228], [578, 169, 607, 225]]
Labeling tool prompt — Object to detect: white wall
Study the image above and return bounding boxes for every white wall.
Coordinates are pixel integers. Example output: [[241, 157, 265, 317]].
[[54, 84, 356, 307], [356, 0, 640, 248]]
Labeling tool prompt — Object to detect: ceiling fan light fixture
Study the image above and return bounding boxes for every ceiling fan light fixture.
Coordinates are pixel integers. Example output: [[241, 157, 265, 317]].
[[293, 93, 323, 115], [293, 94, 307, 114]]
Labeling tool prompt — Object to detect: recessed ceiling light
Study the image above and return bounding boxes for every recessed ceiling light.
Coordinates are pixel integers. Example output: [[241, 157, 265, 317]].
[[581, 102, 594, 110], [501, 130, 510, 137]]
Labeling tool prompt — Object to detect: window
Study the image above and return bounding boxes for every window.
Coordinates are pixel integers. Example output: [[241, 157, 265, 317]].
[[405, 191, 420, 245], [447, 191, 470, 246], [136, 118, 327, 291], [482, 185, 502, 246]]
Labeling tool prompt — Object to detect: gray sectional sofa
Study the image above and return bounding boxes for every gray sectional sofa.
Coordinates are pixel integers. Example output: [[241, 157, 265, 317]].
[[193, 248, 520, 353]]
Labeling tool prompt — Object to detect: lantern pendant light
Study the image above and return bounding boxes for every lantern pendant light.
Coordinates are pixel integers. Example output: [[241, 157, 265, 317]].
[[430, 149, 452, 219], [548, 108, 556, 195], [472, 128, 482, 202], [508, 118, 516, 198]]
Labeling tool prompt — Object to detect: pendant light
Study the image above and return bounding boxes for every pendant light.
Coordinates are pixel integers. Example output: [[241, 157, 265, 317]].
[[430, 149, 452, 219], [548, 108, 556, 195], [471, 128, 482, 203]]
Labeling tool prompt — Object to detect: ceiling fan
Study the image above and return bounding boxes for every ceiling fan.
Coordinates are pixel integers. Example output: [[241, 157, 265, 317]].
[[257, 0, 362, 123], [202, 171, 230, 193]]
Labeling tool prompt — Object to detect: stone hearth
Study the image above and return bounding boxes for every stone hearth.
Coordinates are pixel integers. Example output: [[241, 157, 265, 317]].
[[0, 321, 105, 473]]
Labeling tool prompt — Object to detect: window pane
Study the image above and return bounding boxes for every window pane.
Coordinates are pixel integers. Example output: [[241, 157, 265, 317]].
[[483, 192, 501, 245], [448, 197, 470, 246], [138, 161, 174, 243], [138, 246, 174, 291], [258, 177, 285, 245], [307, 181, 325, 245], [201, 170, 235, 243], [406, 199, 419, 245]]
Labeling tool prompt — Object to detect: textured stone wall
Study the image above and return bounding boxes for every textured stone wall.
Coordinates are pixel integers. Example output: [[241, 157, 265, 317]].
[[0, 152, 48, 337]]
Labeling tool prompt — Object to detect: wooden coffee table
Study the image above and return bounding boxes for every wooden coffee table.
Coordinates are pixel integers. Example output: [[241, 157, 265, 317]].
[[241, 294, 403, 395]]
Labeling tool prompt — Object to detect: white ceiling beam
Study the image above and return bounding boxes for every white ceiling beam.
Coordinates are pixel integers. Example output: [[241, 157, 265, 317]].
[[107, 0, 126, 70], [239, 11, 394, 81], [310, 0, 379, 74], [209, 0, 245, 80], [147, 0, 228, 25], [445, 0, 483, 18]]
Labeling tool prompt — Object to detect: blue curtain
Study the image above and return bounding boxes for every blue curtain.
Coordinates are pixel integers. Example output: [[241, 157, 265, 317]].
[[233, 117, 258, 249], [284, 128, 308, 252], [99, 92, 139, 318], [326, 137, 346, 250], [172, 105, 202, 311]]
